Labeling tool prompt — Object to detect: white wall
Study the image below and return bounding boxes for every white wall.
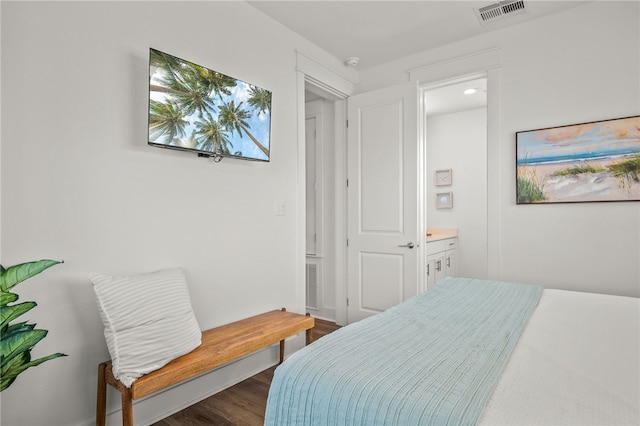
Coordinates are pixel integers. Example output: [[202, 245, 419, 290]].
[[0, 2, 350, 425], [427, 108, 488, 279], [360, 1, 640, 297]]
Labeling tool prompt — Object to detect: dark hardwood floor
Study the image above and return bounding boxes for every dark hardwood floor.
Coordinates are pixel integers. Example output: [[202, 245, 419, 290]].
[[152, 319, 340, 426]]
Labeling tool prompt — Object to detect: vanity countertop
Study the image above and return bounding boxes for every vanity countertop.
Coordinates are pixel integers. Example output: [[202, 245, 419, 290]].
[[426, 228, 458, 242]]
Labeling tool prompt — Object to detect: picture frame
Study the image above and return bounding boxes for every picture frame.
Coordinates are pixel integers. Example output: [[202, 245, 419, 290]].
[[436, 192, 453, 209], [516, 115, 640, 204], [435, 169, 452, 186]]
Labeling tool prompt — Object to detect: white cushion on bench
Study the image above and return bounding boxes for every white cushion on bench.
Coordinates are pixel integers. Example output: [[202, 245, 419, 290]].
[[90, 267, 201, 387]]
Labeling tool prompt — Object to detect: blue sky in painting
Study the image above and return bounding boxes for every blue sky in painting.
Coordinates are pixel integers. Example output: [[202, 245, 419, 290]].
[[516, 117, 640, 165]]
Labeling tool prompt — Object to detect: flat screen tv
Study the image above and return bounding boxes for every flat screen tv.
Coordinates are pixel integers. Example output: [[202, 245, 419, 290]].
[[148, 48, 272, 162]]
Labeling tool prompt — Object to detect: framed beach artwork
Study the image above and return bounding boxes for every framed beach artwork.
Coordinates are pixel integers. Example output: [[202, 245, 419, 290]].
[[516, 115, 640, 204]]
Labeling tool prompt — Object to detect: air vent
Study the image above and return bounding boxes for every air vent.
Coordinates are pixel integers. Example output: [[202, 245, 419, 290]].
[[475, 0, 527, 26], [306, 263, 319, 310]]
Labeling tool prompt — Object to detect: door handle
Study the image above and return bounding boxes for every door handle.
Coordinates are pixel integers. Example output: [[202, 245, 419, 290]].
[[398, 242, 415, 249]]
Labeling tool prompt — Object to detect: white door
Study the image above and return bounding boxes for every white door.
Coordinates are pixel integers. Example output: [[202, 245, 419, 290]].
[[347, 82, 419, 323]]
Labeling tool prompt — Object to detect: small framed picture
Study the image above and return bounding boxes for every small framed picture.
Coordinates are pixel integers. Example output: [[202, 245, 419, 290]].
[[435, 169, 452, 186], [436, 192, 453, 209]]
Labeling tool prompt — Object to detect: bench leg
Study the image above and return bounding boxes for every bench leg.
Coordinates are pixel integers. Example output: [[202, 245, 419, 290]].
[[97, 362, 107, 426], [121, 386, 134, 426], [306, 313, 314, 344], [279, 339, 285, 364]]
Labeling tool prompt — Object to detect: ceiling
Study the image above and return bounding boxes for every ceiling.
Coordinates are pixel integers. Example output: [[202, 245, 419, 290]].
[[249, 1, 587, 115], [247, 1, 588, 70], [425, 77, 487, 116]]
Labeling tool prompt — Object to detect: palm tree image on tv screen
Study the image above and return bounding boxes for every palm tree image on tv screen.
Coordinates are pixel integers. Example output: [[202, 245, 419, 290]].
[[148, 48, 272, 162]]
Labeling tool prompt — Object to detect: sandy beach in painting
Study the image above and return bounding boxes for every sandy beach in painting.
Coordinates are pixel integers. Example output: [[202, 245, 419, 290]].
[[518, 156, 640, 202]]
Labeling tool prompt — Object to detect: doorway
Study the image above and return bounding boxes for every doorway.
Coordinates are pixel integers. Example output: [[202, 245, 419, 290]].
[[422, 76, 488, 280], [304, 83, 343, 322]]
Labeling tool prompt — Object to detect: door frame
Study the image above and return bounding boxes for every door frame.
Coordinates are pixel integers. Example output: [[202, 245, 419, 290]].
[[411, 48, 502, 280], [296, 51, 356, 325], [421, 73, 488, 281]]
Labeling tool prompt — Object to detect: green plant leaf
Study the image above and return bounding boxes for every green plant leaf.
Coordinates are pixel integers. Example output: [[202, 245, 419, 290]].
[[0, 260, 61, 292], [0, 291, 19, 307], [0, 258, 66, 392], [0, 301, 36, 331], [0, 351, 66, 392], [3, 322, 36, 339], [1, 328, 48, 367], [1, 375, 17, 392], [0, 351, 30, 391], [1, 349, 30, 376]]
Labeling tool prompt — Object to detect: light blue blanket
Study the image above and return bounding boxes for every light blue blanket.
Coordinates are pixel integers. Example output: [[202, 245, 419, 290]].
[[265, 277, 543, 425]]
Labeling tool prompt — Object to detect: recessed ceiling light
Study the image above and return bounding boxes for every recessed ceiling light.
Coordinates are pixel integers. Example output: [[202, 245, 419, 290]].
[[464, 88, 477, 95]]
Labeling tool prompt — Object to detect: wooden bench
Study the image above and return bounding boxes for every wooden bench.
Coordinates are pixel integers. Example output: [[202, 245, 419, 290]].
[[96, 308, 315, 426]]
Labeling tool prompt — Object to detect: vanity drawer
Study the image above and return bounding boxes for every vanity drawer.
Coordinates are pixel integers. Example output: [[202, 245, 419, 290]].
[[426, 240, 446, 255], [426, 238, 456, 255]]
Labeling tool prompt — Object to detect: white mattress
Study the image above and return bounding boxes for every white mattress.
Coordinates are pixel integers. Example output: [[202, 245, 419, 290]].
[[479, 289, 640, 425]]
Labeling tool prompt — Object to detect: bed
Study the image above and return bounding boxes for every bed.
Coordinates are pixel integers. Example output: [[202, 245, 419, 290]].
[[264, 277, 639, 425]]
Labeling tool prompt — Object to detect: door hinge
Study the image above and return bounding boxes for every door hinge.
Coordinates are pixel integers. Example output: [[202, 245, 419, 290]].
[[346, 298, 349, 306], [346, 119, 349, 128], [346, 179, 349, 187], [346, 238, 349, 247]]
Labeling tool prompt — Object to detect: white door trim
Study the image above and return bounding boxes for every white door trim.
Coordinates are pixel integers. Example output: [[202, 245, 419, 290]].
[[408, 48, 501, 84]]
